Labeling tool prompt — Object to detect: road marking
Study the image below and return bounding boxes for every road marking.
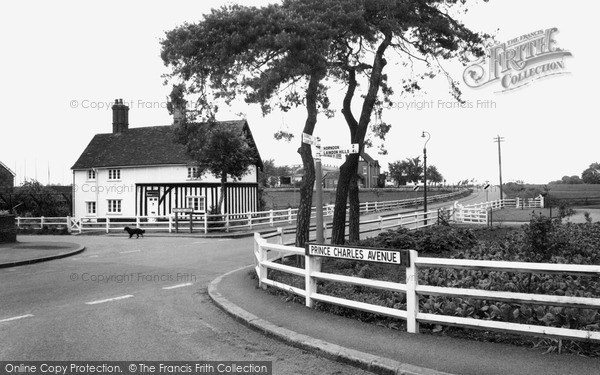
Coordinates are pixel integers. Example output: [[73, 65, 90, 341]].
[[119, 250, 141, 254], [0, 314, 34, 323], [88, 255, 99, 258], [162, 283, 193, 290], [217, 239, 231, 242], [85, 295, 134, 305], [192, 241, 209, 244]]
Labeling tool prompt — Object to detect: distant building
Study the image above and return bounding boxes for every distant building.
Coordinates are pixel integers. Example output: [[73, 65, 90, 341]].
[[71, 99, 263, 220], [358, 153, 381, 188], [0, 161, 15, 192]]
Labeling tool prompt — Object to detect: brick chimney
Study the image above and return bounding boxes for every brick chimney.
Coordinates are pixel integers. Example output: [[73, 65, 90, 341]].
[[112, 98, 129, 133]]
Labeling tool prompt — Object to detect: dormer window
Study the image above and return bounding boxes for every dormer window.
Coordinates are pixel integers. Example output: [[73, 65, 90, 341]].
[[87, 169, 96, 180], [108, 169, 121, 180], [187, 167, 200, 180]]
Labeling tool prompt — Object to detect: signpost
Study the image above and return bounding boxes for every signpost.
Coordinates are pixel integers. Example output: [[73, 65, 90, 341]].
[[484, 183, 490, 201], [172, 207, 193, 233], [306, 243, 409, 266], [302, 134, 360, 243]]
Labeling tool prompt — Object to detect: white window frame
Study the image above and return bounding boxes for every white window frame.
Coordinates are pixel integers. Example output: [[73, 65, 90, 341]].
[[108, 169, 121, 180], [187, 167, 200, 180], [87, 169, 96, 181], [86, 201, 96, 215], [187, 196, 206, 213], [107, 199, 122, 214]]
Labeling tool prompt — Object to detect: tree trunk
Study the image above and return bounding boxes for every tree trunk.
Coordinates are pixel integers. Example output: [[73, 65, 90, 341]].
[[330, 34, 392, 244], [331, 154, 359, 244], [295, 71, 323, 247], [218, 173, 227, 214], [348, 172, 360, 243]]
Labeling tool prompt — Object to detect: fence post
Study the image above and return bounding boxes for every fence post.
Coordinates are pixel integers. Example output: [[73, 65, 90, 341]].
[[106, 217, 110, 234], [406, 249, 419, 333], [168, 215, 173, 233], [40, 216, 45, 229], [277, 227, 284, 245], [515, 197, 520, 208], [305, 254, 321, 308], [288, 208, 292, 223], [136, 216, 140, 229], [256, 234, 268, 290], [378, 216, 383, 231], [204, 212, 208, 234], [269, 210, 274, 227], [66, 216, 72, 233], [225, 213, 230, 232], [248, 212, 253, 230], [17, 217, 20, 229]]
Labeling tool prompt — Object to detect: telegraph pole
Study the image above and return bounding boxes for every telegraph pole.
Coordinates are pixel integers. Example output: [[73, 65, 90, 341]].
[[494, 135, 505, 201]]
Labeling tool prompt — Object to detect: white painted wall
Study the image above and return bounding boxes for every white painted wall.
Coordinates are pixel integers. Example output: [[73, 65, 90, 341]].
[[72, 164, 257, 219]]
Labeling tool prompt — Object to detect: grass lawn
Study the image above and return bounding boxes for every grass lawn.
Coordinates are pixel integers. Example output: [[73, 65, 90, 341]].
[[489, 208, 555, 222]]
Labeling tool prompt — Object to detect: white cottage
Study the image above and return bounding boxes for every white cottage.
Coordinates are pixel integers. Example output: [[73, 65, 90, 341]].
[[71, 99, 263, 221]]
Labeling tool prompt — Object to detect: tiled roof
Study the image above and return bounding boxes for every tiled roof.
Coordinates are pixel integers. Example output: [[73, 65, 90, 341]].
[[0, 161, 15, 176], [71, 120, 263, 170], [360, 152, 380, 165]]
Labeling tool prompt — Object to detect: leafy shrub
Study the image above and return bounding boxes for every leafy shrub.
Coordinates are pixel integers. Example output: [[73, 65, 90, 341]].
[[357, 226, 477, 255]]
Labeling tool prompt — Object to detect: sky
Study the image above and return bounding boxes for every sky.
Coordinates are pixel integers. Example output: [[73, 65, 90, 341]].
[[0, 0, 597, 186]]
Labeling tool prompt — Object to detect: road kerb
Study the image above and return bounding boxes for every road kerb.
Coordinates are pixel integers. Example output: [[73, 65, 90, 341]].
[[208, 265, 455, 375]]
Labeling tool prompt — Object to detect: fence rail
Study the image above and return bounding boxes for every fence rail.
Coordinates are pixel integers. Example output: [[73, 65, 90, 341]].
[[449, 195, 545, 225], [254, 232, 600, 343], [15, 189, 469, 233]]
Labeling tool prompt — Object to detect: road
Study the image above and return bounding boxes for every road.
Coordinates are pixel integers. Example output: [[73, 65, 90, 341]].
[[0, 235, 372, 374]]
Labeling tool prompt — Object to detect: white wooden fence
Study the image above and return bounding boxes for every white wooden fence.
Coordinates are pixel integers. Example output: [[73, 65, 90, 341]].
[[450, 195, 545, 225], [254, 232, 600, 342], [15, 189, 468, 234]]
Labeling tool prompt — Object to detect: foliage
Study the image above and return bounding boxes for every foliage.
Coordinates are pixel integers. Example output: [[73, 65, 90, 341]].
[[10, 180, 71, 217], [259, 159, 293, 188], [173, 120, 257, 212], [426, 165, 443, 185], [388, 157, 425, 186], [551, 175, 584, 185], [18, 225, 70, 235], [581, 162, 600, 184], [357, 225, 477, 255], [0, 209, 10, 216]]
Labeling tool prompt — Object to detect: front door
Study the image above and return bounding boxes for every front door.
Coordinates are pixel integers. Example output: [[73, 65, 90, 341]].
[[147, 197, 159, 217]]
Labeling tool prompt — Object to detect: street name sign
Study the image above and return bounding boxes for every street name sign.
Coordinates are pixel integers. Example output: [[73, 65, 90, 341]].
[[305, 243, 409, 266]]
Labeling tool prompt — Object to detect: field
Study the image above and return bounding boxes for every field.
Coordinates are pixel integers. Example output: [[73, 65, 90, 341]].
[[260, 188, 456, 210], [504, 183, 600, 208], [546, 184, 600, 207]]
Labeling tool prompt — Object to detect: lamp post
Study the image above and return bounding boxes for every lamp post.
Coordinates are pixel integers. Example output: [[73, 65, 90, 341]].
[[421, 131, 431, 225]]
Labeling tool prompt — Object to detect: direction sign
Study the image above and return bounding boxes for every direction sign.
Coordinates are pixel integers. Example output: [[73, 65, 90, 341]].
[[321, 143, 359, 157], [306, 243, 409, 266], [302, 132, 316, 145]]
